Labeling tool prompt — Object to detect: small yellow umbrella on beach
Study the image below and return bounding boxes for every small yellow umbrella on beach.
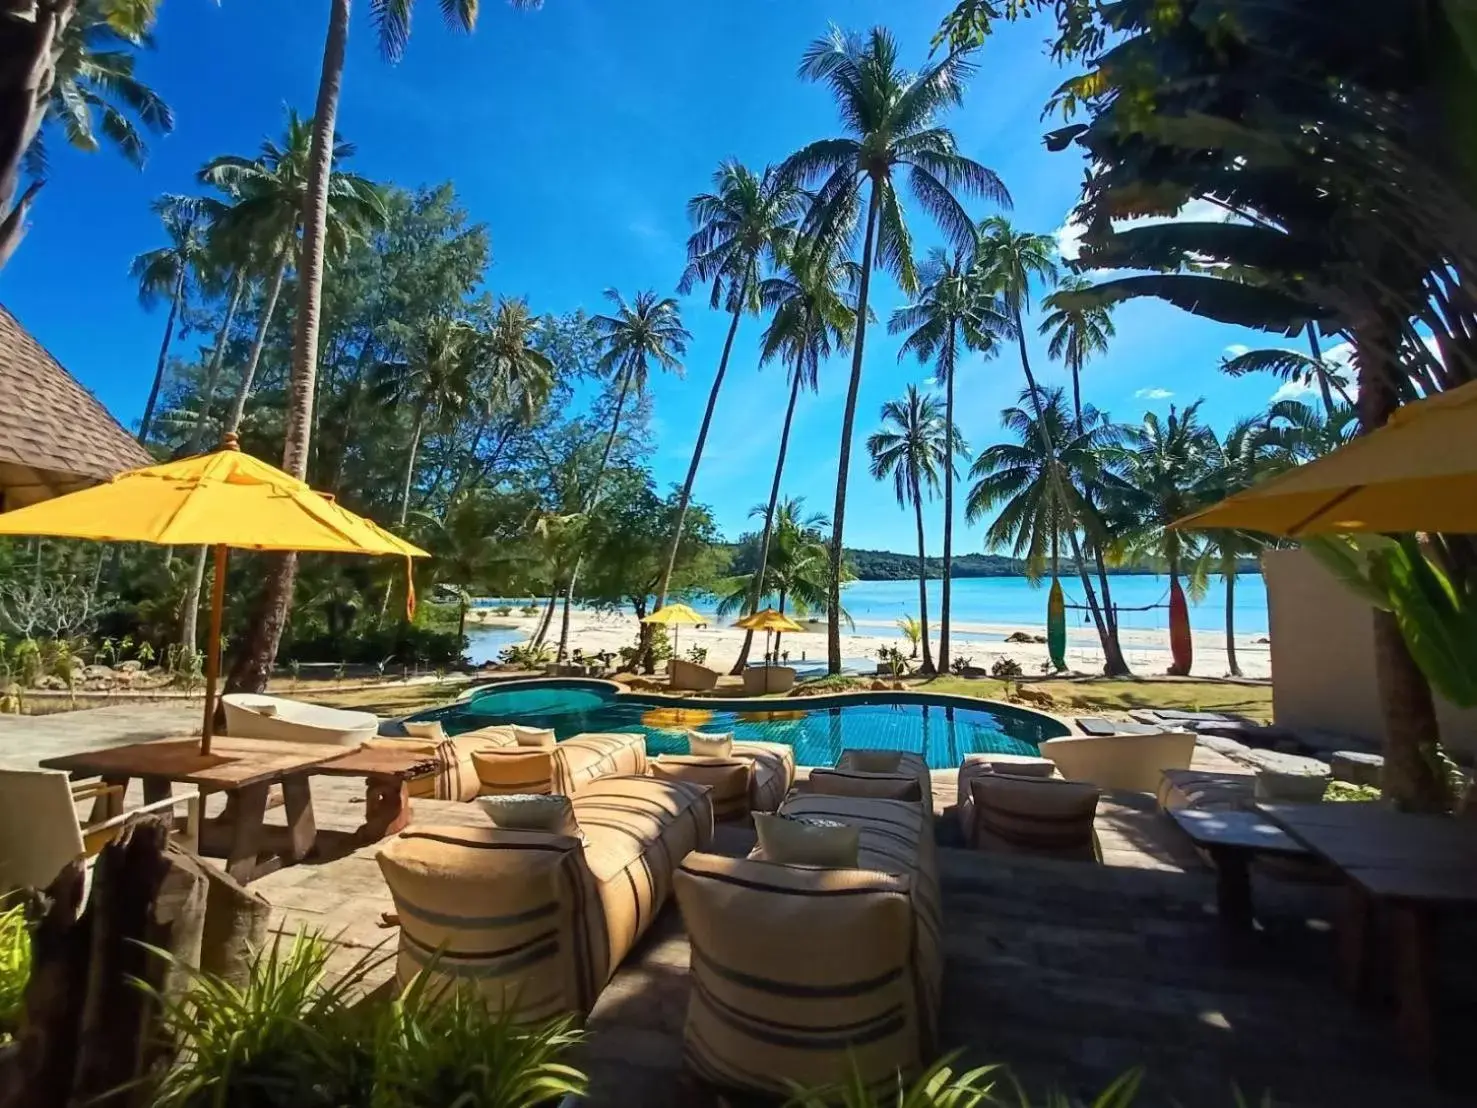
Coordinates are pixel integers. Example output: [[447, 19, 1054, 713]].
[[642, 603, 706, 657], [735, 607, 804, 665], [0, 434, 429, 753]]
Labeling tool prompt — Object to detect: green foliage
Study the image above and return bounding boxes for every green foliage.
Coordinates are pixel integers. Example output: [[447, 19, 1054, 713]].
[[685, 645, 709, 666], [285, 624, 464, 668], [897, 614, 922, 656], [137, 929, 586, 1107], [499, 641, 555, 669], [877, 645, 911, 677], [1325, 781, 1381, 803], [0, 899, 31, 1042], [784, 1052, 1003, 1106], [990, 656, 1024, 679]]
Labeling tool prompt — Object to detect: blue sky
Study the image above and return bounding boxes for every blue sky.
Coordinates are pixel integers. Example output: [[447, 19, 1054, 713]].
[[1, 0, 1297, 554]]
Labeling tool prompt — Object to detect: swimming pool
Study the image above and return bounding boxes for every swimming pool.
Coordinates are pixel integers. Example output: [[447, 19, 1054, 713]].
[[413, 679, 1069, 770]]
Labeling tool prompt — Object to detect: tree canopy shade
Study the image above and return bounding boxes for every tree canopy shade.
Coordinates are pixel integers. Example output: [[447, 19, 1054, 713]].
[[782, 23, 1009, 673]]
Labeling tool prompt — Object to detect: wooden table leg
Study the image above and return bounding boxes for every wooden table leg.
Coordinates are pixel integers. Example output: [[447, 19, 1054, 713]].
[[1210, 846, 1254, 933], [1390, 903, 1436, 1071], [281, 776, 317, 862], [359, 775, 413, 842], [225, 783, 270, 885], [1340, 883, 1374, 998]]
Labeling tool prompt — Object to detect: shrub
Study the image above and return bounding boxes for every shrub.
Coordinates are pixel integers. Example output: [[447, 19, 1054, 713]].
[[784, 1055, 1151, 1106], [0, 899, 31, 1043], [520, 604, 541, 617], [990, 656, 1023, 679], [1325, 780, 1381, 803], [499, 641, 555, 669], [685, 645, 709, 666], [137, 930, 587, 1108], [951, 655, 975, 676], [284, 624, 465, 669], [494, 606, 513, 617], [791, 675, 865, 696]]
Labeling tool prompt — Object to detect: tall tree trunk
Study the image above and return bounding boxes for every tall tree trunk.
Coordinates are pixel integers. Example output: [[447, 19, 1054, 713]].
[[731, 368, 803, 675], [1305, 324, 1337, 419], [179, 546, 208, 654], [939, 329, 956, 674], [1070, 359, 1084, 434], [0, 3, 70, 272], [138, 270, 185, 445], [1224, 562, 1241, 677], [828, 180, 882, 674], [227, 0, 349, 694], [397, 412, 425, 527], [911, 474, 936, 676], [656, 302, 742, 612], [225, 253, 289, 434], [558, 364, 634, 662], [186, 270, 246, 454], [531, 587, 558, 650]]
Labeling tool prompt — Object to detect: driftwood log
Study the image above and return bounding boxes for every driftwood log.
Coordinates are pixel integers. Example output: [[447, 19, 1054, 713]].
[[0, 817, 267, 1107]]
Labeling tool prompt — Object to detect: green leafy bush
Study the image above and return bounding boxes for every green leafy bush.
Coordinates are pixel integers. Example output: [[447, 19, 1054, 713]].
[[138, 930, 587, 1108], [685, 645, 709, 666], [791, 675, 866, 696], [1325, 780, 1382, 803], [0, 899, 31, 1042], [285, 624, 465, 668], [990, 657, 1024, 679], [499, 641, 555, 668], [494, 605, 514, 617]]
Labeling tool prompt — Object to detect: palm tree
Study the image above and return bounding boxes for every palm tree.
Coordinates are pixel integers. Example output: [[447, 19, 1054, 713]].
[[229, 0, 535, 694], [978, 215, 1129, 675], [866, 386, 959, 676], [200, 110, 385, 435], [1103, 401, 1221, 676], [1264, 398, 1358, 461], [0, 0, 171, 269], [730, 239, 859, 674], [889, 247, 1009, 672], [717, 498, 837, 660], [897, 614, 922, 659], [556, 289, 689, 660], [655, 162, 804, 613], [783, 25, 1009, 674], [1202, 418, 1281, 677], [1040, 275, 1115, 432], [967, 388, 1121, 674], [131, 194, 209, 444], [371, 317, 478, 527]]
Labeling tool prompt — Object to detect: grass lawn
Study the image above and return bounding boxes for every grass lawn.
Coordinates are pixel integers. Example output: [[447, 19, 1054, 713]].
[[908, 675, 1274, 723]]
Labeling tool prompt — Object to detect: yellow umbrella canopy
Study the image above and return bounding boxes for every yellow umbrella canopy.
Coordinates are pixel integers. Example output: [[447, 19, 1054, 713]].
[[641, 603, 706, 657], [736, 607, 804, 633], [1174, 380, 1477, 536], [0, 435, 429, 751]]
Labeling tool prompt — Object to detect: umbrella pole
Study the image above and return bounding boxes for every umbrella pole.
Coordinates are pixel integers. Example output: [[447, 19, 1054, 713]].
[[201, 544, 229, 755]]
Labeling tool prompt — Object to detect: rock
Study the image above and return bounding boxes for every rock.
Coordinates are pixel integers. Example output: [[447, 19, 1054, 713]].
[[1331, 750, 1384, 787], [117, 659, 144, 673], [890, 681, 905, 691], [1255, 636, 1271, 644], [35, 675, 69, 691], [83, 664, 114, 681], [1254, 768, 1330, 803], [1004, 631, 1047, 644]]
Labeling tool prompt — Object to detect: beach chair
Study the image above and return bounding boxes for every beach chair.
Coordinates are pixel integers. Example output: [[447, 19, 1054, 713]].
[[0, 768, 201, 893]]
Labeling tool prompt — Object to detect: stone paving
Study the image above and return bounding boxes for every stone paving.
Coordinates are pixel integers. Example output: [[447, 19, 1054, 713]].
[[5, 704, 1472, 1106]]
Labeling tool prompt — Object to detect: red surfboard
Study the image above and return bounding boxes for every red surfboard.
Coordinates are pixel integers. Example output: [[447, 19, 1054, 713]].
[[1168, 577, 1192, 675]]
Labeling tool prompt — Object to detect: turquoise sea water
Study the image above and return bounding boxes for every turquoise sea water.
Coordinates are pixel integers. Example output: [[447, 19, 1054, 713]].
[[421, 680, 1069, 769], [467, 573, 1269, 665]]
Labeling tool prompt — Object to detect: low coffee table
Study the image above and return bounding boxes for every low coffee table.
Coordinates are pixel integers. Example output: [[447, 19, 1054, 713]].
[[312, 746, 441, 842], [1168, 807, 1312, 932]]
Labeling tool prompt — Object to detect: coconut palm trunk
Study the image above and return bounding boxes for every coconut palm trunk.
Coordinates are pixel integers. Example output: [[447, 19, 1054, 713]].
[[397, 411, 426, 527], [656, 302, 741, 611], [939, 328, 956, 674], [228, 0, 348, 694], [731, 369, 803, 674], [558, 365, 634, 662], [910, 468, 936, 675], [186, 270, 247, 454], [1224, 557, 1241, 677], [0, 3, 72, 271], [225, 253, 289, 433], [828, 183, 881, 674], [138, 269, 185, 444]]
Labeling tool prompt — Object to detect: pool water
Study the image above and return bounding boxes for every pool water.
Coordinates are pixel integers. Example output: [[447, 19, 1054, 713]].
[[419, 681, 1067, 770]]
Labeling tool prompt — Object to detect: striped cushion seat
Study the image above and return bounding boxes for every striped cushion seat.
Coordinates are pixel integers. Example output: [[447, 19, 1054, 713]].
[[378, 773, 713, 1021], [732, 740, 795, 814], [969, 774, 1101, 861], [552, 733, 649, 796], [368, 729, 512, 802], [955, 753, 1060, 844], [471, 747, 558, 795], [826, 750, 934, 812], [650, 756, 752, 821], [674, 793, 940, 1096]]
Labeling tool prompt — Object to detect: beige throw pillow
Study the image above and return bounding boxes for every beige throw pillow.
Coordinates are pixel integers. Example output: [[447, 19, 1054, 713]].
[[687, 731, 734, 758], [755, 813, 859, 868], [807, 768, 922, 802], [512, 726, 557, 749], [477, 793, 579, 837], [403, 720, 447, 742]]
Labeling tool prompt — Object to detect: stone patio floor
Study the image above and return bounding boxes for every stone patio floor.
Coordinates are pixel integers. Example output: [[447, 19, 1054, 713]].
[[4, 704, 1473, 1105]]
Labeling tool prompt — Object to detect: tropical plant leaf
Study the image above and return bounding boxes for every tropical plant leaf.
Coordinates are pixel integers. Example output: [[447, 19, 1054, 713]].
[[1055, 275, 1325, 335]]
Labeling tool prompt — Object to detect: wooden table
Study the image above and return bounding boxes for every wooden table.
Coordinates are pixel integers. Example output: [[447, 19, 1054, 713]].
[[311, 745, 440, 842], [1256, 801, 1477, 1069], [40, 737, 437, 883], [1167, 807, 1311, 933]]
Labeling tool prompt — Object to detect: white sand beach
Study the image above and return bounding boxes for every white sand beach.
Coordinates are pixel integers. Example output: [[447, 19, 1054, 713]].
[[468, 607, 1272, 679]]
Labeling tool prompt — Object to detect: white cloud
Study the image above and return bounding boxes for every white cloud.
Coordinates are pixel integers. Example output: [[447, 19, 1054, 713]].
[[1223, 344, 1249, 360], [1054, 197, 1231, 263], [1135, 387, 1174, 400], [1269, 379, 1317, 404]]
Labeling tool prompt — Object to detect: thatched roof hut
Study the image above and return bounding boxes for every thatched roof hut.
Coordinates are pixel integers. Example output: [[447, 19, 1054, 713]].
[[0, 303, 150, 511]]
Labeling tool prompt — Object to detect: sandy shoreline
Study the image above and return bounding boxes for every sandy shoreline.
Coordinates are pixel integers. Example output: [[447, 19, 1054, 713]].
[[467, 607, 1272, 680]]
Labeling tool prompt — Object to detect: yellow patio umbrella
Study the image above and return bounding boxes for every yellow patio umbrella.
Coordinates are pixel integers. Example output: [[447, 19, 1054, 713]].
[[641, 603, 706, 657], [1174, 379, 1477, 536], [735, 607, 804, 665], [640, 706, 714, 731], [0, 434, 429, 752]]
